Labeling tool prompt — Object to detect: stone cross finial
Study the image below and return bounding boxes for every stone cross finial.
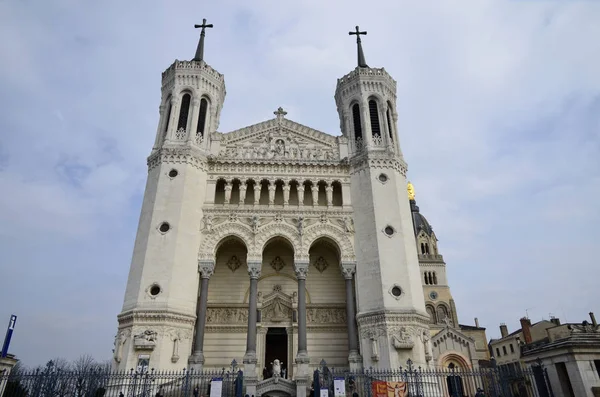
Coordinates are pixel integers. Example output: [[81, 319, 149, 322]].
[[193, 19, 214, 62], [348, 26, 369, 68], [274, 107, 287, 119]]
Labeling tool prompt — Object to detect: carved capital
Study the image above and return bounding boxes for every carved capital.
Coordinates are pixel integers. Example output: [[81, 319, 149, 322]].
[[198, 260, 215, 279], [341, 261, 357, 279], [294, 262, 309, 280], [248, 260, 262, 279]]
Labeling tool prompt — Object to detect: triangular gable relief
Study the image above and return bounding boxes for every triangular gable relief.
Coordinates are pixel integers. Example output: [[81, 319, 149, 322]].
[[259, 285, 296, 323], [216, 118, 341, 161], [431, 326, 475, 347]]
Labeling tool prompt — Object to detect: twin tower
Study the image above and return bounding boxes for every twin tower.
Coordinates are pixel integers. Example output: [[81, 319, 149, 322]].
[[114, 23, 430, 381]]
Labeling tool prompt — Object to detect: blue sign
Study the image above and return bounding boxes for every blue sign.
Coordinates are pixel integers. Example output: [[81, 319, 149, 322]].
[[1, 315, 17, 358]]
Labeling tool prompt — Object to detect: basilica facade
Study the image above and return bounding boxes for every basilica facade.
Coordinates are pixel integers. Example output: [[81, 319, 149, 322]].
[[113, 27, 489, 394]]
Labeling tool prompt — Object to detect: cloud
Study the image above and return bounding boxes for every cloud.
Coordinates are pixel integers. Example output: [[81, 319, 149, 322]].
[[0, 0, 598, 366]]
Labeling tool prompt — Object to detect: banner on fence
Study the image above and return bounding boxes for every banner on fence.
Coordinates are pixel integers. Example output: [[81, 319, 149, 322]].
[[320, 388, 329, 397], [210, 378, 223, 397], [334, 377, 346, 397], [371, 381, 407, 397]]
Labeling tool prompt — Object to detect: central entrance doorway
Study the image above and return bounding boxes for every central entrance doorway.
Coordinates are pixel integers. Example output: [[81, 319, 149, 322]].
[[265, 327, 288, 379]]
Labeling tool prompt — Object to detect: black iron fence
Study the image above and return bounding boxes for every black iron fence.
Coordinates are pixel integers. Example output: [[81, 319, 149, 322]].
[[315, 359, 554, 397], [1, 365, 244, 397], [1, 359, 554, 397]]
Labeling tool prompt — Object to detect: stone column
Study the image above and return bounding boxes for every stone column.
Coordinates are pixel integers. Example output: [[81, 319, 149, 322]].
[[283, 182, 291, 207], [268, 181, 276, 206], [244, 261, 261, 396], [187, 98, 200, 144], [153, 104, 166, 149], [224, 181, 232, 204], [297, 184, 305, 207], [239, 182, 247, 205], [342, 264, 362, 370], [311, 183, 319, 207], [254, 183, 262, 206], [189, 260, 214, 371], [294, 260, 310, 383], [361, 99, 373, 147], [165, 97, 180, 143], [325, 182, 333, 207]]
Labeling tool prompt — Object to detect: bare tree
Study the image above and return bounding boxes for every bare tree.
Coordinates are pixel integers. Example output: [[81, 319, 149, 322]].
[[73, 354, 96, 373]]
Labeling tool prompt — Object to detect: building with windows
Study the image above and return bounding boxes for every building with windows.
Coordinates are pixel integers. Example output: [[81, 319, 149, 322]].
[[112, 26, 489, 396], [489, 314, 600, 397]]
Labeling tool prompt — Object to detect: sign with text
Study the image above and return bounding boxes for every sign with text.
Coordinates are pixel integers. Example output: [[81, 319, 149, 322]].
[[210, 378, 223, 397], [334, 378, 346, 397]]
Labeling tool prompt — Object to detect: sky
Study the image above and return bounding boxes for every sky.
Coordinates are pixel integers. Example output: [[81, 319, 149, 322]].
[[0, 0, 599, 368]]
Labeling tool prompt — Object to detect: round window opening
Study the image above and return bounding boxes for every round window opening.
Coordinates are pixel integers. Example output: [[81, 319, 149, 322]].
[[159, 222, 170, 233], [150, 285, 161, 296], [168, 169, 178, 178], [384, 226, 395, 236], [392, 286, 402, 297], [378, 174, 388, 183]]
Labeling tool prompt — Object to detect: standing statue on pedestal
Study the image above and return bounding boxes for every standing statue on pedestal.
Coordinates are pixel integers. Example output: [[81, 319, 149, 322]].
[[271, 359, 282, 378]]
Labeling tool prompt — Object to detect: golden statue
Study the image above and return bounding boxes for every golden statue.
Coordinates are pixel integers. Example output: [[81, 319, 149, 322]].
[[407, 182, 415, 200]]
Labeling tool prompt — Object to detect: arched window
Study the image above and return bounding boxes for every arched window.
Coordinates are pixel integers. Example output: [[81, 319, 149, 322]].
[[197, 98, 208, 137], [437, 305, 450, 324], [421, 243, 426, 254], [424, 272, 428, 285], [368, 100, 381, 138], [177, 93, 192, 131], [386, 102, 394, 142], [425, 243, 430, 254], [426, 305, 436, 323], [352, 104, 362, 140], [428, 272, 434, 285], [433, 272, 438, 285]]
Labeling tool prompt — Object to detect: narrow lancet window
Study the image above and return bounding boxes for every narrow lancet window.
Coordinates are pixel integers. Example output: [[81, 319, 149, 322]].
[[352, 104, 363, 140], [369, 100, 381, 137], [177, 94, 191, 131], [197, 98, 208, 136], [386, 105, 394, 142]]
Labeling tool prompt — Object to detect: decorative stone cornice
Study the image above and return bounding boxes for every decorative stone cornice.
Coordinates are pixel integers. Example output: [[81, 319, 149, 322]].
[[117, 309, 197, 327], [148, 147, 208, 172], [349, 152, 407, 177], [356, 309, 431, 328]]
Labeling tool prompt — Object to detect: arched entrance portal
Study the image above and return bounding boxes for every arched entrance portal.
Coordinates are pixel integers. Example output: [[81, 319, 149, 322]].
[[257, 237, 296, 379]]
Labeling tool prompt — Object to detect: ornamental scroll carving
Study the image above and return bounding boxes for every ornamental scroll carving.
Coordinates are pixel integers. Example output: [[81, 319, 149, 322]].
[[306, 307, 346, 324], [206, 308, 249, 325]]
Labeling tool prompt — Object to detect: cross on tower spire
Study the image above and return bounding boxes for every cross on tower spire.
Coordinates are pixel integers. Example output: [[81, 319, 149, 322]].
[[348, 26, 368, 68], [193, 19, 213, 62]]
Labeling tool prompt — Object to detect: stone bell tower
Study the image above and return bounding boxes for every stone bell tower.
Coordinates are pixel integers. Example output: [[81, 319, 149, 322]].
[[114, 21, 225, 371], [334, 26, 431, 369]]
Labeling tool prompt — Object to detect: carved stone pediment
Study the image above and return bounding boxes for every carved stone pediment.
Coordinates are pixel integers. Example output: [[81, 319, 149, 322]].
[[257, 376, 297, 397], [216, 118, 339, 161], [263, 297, 292, 322], [261, 287, 295, 323]]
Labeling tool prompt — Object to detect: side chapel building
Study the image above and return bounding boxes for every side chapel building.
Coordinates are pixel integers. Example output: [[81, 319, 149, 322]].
[[113, 24, 490, 393]]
